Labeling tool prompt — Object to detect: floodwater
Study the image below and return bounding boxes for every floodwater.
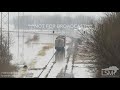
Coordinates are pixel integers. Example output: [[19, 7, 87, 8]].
[[9, 31, 57, 65], [4, 28, 96, 78]]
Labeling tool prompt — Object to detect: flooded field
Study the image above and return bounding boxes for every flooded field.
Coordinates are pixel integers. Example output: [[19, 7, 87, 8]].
[[3, 27, 96, 78]]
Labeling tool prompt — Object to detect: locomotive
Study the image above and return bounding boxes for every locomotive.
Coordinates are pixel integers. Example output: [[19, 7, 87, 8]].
[[55, 35, 66, 51]]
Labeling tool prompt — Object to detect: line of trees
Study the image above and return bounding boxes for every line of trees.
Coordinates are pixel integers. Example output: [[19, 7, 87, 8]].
[[12, 15, 95, 30]]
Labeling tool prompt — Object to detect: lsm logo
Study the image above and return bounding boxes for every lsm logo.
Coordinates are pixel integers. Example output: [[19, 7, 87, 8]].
[[101, 66, 119, 77]]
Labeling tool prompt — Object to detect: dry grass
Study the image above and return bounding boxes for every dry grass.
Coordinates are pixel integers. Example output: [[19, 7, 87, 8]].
[[25, 34, 39, 44], [38, 50, 46, 56], [38, 43, 54, 56]]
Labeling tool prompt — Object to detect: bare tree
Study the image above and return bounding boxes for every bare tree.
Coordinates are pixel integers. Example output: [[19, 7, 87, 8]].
[[86, 12, 120, 77], [0, 35, 16, 78]]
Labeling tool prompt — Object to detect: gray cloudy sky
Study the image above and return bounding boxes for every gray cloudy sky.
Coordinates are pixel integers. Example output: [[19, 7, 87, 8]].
[[9, 12, 105, 19], [24, 12, 104, 17]]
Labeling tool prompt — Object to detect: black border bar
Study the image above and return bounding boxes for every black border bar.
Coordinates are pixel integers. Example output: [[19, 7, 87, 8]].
[[0, 8, 119, 12]]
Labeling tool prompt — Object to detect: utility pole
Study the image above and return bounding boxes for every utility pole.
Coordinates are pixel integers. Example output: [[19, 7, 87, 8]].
[[22, 12, 24, 62], [0, 12, 10, 63], [0, 12, 2, 59], [8, 12, 9, 56], [53, 30, 54, 59], [18, 12, 25, 63], [18, 12, 20, 61]]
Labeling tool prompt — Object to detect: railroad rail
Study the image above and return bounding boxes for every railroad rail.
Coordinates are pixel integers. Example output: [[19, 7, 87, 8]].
[[37, 51, 57, 78]]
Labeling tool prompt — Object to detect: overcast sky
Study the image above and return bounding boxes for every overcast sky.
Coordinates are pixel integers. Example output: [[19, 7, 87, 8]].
[[9, 12, 105, 19], [24, 12, 104, 17]]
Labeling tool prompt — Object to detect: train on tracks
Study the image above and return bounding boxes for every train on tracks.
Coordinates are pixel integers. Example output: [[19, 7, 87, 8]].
[[55, 35, 66, 51]]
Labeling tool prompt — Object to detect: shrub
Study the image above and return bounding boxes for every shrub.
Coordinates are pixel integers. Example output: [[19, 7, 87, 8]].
[[87, 12, 120, 77], [0, 35, 16, 78]]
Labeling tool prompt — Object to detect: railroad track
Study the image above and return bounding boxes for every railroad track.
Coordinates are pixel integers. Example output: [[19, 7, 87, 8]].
[[37, 51, 57, 78], [40, 50, 65, 78], [24, 37, 75, 78], [57, 40, 75, 78]]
